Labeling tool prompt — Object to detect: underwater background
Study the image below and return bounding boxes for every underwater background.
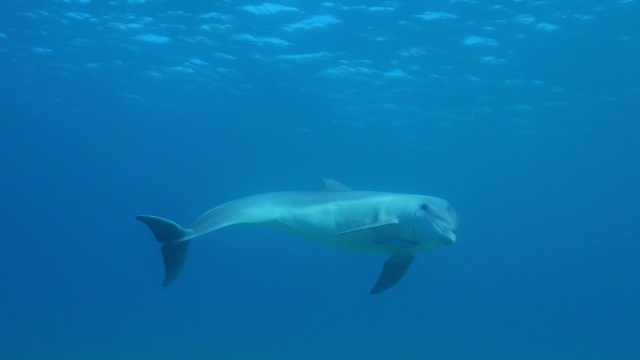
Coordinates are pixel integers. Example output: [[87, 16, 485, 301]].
[[1, 1, 639, 359]]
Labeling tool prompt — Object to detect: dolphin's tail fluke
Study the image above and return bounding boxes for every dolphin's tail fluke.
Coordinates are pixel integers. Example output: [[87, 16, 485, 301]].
[[136, 215, 191, 286]]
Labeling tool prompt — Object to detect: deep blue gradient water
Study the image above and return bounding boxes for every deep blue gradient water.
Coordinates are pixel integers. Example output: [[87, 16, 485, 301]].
[[1, 1, 639, 359]]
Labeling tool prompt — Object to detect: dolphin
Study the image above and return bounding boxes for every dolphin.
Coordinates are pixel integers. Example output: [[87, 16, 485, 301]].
[[136, 179, 458, 294]]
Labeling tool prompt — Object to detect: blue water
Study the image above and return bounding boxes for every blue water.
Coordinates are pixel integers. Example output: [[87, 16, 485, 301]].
[[2, 1, 639, 359]]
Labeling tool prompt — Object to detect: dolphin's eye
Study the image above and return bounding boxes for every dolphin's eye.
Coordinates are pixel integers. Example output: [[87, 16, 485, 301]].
[[420, 204, 429, 212]]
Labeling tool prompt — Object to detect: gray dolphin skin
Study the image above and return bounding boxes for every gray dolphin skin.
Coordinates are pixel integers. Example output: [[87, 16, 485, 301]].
[[136, 179, 459, 294]]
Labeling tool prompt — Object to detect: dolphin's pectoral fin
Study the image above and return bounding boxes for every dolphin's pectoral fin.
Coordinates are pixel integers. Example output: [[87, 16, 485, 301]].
[[336, 219, 399, 235], [370, 253, 414, 294]]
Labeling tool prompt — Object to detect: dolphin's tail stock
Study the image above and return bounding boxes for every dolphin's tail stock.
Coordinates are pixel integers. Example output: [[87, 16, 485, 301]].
[[136, 215, 192, 286]]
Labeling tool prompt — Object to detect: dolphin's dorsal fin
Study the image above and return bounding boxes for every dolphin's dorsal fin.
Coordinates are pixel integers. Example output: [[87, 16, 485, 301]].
[[322, 178, 352, 192]]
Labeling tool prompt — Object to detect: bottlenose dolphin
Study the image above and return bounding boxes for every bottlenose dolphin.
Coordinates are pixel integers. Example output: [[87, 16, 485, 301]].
[[136, 179, 458, 294]]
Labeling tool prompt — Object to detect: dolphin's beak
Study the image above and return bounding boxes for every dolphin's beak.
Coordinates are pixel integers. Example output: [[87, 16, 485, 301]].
[[428, 214, 457, 245], [443, 232, 456, 245]]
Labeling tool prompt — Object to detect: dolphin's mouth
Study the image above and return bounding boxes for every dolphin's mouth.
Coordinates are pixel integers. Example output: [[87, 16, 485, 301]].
[[424, 212, 455, 243]]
